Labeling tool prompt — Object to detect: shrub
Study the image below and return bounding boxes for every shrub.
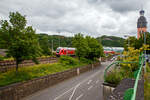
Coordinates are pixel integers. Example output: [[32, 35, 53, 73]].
[[0, 55, 4, 61], [3, 57, 14, 61], [105, 69, 123, 85], [80, 57, 92, 64], [122, 47, 140, 72], [59, 56, 78, 65]]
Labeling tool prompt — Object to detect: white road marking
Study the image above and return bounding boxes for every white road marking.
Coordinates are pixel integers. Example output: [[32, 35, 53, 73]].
[[87, 80, 92, 84], [96, 80, 99, 84], [69, 84, 81, 100], [76, 94, 83, 100], [88, 85, 93, 90], [54, 87, 74, 100], [54, 68, 102, 100]]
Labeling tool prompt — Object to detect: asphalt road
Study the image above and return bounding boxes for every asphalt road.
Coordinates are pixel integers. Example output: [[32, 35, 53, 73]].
[[23, 61, 111, 100]]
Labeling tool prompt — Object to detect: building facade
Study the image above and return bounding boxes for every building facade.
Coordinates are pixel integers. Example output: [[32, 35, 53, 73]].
[[137, 10, 147, 39]]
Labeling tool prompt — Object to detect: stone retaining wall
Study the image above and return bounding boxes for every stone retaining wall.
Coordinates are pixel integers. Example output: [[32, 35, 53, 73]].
[[0, 57, 57, 73], [0, 62, 101, 100]]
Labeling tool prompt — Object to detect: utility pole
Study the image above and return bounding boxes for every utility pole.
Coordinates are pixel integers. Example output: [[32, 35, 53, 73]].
[[51, 39, 53, 52], [59, 32, 60, 47]]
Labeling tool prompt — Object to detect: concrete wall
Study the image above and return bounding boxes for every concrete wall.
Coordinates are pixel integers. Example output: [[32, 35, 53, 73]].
[[0, 62, 100, 100], [102, 83, 115, 100]]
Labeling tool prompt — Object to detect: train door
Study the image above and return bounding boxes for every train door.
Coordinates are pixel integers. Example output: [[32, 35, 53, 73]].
[[64, 49, 67, 55]]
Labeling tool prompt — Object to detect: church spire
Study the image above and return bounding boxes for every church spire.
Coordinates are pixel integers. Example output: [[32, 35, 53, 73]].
[[137, 9, 147, 39], [139, 10, 145, 16]]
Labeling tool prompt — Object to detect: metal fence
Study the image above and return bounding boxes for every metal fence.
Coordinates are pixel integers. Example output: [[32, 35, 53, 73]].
[[104, 54, 145, 100]]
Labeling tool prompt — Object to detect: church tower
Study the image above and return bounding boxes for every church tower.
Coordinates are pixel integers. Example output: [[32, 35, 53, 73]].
[[137, 10, 147, 39]]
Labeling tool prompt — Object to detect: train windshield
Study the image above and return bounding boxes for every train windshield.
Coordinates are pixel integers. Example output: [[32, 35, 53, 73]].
[[56, 49, 60, 53]]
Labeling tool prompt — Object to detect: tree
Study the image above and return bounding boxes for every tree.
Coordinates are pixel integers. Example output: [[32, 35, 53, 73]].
[[85, 36, 104, 61], [72, 33, 88, 60], [124, 32, 150, 50], [0, 12, 41, 71], [72, 33, 104, 61], [0, 20, 11, 49], [38, 35, 52, 55], [124, 36, 137, 50]]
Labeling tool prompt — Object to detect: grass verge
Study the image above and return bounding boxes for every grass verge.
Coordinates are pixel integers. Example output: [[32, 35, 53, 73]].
[[0, 57, 88, 87]]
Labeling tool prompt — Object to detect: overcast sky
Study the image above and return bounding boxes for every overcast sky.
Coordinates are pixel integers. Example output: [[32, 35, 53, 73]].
[[0, 0, 150, 37]]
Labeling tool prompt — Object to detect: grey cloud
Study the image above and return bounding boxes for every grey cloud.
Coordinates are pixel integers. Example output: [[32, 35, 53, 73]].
[[101, 0, 147, 13], [0, 0, 150, 38]]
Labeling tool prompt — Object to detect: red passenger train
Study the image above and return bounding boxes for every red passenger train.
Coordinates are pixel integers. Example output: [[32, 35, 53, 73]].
[[56, 47, 76, 56]]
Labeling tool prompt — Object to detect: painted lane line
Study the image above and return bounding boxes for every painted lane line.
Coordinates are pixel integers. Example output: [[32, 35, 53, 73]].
[[96, 80, 99, 84], [87, 80, 92, 84], [54, 87, 74, 100], [88, 85, 93, 90], [54, 68, 102, 100], [76, 94, 83, 100], [69, 84, 81, 100]]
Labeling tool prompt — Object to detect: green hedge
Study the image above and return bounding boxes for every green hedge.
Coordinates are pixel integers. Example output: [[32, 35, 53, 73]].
[[0, 55, 4, 61], [59, 56, 78, 65]]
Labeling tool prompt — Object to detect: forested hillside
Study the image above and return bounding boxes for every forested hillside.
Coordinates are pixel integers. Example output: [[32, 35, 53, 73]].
[[37, 34, 125, 51], [37, 34, 73, 51], [96, 35, 125, 47], [0, 32, 125, 51]]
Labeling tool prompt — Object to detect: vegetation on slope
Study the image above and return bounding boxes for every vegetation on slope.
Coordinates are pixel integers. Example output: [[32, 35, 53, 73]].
[[0, 56, 89, 87], [96, 35, 125, 47]]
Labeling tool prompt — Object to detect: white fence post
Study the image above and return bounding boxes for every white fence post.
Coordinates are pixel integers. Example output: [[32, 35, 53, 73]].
[[77, 68, 80, 75]]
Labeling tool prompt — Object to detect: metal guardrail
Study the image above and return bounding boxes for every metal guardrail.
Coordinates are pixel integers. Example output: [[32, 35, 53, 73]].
[[104, 54, 145, 100], [104, 61, 138, 82], [124, 54, 145, 100]]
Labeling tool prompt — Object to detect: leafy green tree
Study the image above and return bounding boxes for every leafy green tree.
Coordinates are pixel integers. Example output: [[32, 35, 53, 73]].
[[124, 36, 137, 50], [72, 33, 88, 60], [73, 33, 104, 61], [0, 20, 11, 49], [0, 12, 41, 71], [124, 32, 150, 50], [38, 35, 52, 55], [85, 36, 104, 61]]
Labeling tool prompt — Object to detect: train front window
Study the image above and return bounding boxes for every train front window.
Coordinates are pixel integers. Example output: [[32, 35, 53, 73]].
[[57, 49, 60, 53]]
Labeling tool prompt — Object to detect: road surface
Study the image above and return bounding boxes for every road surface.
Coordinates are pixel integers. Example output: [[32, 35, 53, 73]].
[[23, 61, 111, 100]]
